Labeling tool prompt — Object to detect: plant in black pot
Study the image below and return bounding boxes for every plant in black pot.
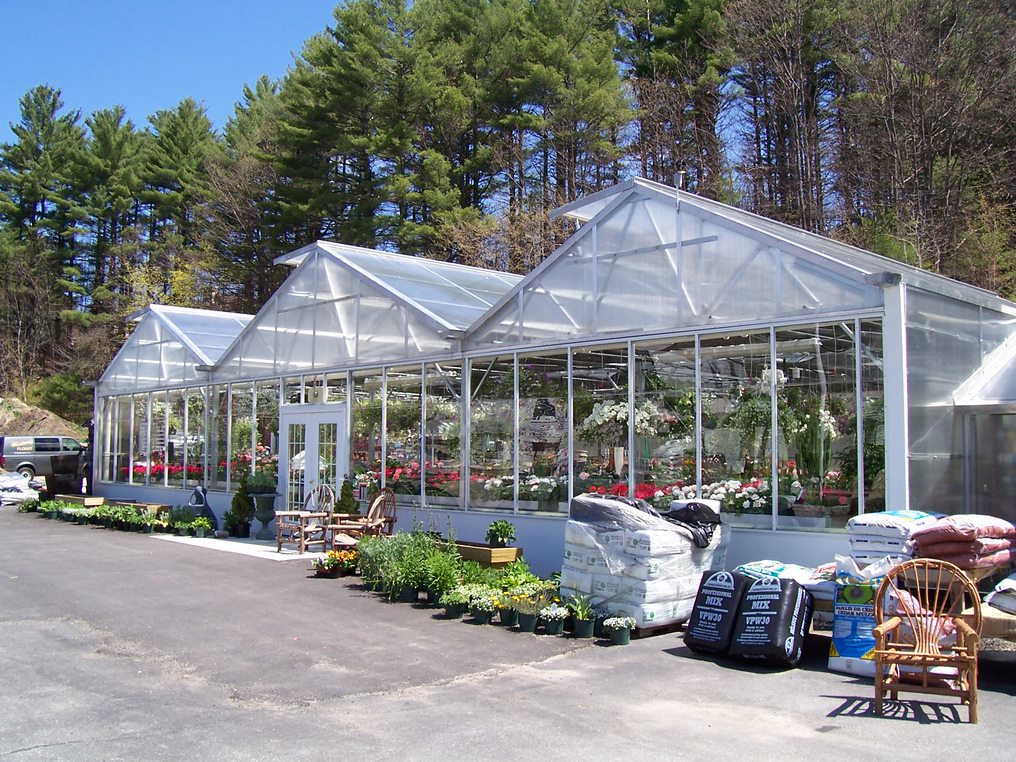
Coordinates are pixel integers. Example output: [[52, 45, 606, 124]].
[[225, 484, 255, 538], [485, 519, 516, 548], [244, 471, 277, 539]]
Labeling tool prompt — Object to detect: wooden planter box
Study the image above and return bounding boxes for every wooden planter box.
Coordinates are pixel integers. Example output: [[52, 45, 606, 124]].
[[55, 494, 105, 507], [455, 541, 522, 568]]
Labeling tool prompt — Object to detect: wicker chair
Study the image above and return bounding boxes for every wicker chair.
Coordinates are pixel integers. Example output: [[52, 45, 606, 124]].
[[275, 484, 335, 553], [873, 558, 982, 723], [328, 487, 397, 545]]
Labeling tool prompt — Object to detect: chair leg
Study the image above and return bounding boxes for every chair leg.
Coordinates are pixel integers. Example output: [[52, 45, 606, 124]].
[[874, 672, 884, 716]]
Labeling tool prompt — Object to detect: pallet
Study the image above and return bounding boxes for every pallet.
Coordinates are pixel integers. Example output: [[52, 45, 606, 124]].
[[633, 619, 687, 639]]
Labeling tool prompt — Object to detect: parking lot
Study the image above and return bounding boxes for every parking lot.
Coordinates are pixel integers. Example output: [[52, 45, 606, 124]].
[[2, 507, 1015, 761]]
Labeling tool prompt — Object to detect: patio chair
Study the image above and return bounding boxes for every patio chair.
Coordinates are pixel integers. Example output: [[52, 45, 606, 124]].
[[873, 558, 982, 723], [328, 487, 397, 546], [276, 484, 335, 553]]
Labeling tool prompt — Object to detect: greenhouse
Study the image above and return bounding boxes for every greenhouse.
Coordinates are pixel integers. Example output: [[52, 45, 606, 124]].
[[93, 178, 1016, 572]]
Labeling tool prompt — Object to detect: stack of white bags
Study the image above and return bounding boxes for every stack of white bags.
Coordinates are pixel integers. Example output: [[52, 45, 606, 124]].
[[560, 494, 729, 629], [845, 509, 941, 567], [0, 471, 40, 507]]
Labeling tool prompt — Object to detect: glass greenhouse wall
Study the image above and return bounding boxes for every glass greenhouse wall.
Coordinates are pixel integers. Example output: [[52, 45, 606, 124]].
[[93, 178, 1016, 550]]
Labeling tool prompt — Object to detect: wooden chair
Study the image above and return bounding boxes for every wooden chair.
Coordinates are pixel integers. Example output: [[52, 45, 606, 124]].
[[275, 484, 335, 553], [328, 487, 397, 546], [873, 558, 982, 723]]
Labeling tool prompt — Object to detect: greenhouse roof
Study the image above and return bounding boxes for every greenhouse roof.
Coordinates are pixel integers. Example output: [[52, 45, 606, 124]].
[[276, 241, 522, 332], [552, 178, 1016, 313], [141, 304, 254, 365]]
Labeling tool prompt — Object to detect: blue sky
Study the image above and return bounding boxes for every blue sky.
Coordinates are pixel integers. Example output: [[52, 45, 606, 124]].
[[0, 1, 336, 141]]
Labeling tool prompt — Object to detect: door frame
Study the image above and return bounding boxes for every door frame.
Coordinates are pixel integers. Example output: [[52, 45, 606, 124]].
[[279, 403, 348, 511]]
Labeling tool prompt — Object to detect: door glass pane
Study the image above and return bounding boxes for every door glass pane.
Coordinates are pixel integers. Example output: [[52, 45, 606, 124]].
[[287, 423, 306, 511], [319, 422, 339, 494]]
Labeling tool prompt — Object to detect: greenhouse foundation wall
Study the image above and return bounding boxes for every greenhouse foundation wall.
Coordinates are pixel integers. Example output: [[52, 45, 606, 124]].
[[91, 484, 844, 576]]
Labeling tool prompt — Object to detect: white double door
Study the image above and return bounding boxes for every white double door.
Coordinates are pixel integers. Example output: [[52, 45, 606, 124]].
[[279, 405, 348, 512]]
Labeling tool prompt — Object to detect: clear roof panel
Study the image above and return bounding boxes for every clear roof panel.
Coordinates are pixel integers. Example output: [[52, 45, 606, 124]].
[[213, 248, 458, 381], [154, 306, 253, 364], [316, 242, 521, 330], [466, 190, 883, 350]]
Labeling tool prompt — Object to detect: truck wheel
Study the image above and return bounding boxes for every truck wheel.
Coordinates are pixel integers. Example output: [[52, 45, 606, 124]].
[[17, 466, 35, 480]]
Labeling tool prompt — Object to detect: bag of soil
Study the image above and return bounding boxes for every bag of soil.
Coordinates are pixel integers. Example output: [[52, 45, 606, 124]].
[[729, 576, 813, 667], [684, 570, 751, 654]]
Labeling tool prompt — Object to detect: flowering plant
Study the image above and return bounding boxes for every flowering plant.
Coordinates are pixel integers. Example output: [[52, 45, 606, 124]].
[[539, 603, 569, 621], [510, 580, 558, 615], [577, 399, 658, 445], [314, 549, 357, 572], [603, 615, 636, 632]]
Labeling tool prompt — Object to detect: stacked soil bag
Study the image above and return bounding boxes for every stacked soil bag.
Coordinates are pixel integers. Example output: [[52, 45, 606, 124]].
[[985, 571, 1016, 615], [561, 494, 729, 629], [910, 515, 1016, 570], [845, 510, 941, 567], [684, 569, 813, 668]]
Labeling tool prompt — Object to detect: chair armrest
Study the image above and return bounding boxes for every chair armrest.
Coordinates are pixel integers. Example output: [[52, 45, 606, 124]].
[[874, 616, 902, 647], [331, 513, 362, 519], [953, 616, 980, 645], [274, 511, 305, 519]]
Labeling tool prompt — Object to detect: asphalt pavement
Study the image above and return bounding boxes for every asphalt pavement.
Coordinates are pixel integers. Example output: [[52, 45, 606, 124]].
[[2, 507, 1015, 761]]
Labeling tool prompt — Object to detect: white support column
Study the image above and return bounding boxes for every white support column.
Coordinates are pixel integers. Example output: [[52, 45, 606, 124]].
[[882, 284, 910, 510]]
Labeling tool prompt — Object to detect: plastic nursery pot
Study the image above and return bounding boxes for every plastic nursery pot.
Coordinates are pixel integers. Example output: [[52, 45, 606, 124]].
[[608, 628, 631, 646], [470, 608, 493, 625], [542, 619, 565, 636], [572, 619, 595, 639], [398, 586, 420, 603], [497, 607, 518, 627], [444, 603, 466, 619], [516, 612, 538, 633]]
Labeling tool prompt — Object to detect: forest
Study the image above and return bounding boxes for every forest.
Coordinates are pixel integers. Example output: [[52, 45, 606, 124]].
[[0, 0, 1013, 424]]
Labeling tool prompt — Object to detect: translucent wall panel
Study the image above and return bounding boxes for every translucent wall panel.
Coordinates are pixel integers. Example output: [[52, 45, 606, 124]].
[[425, 362, 463, 509], [229, 382, 254, 489], [352, 370, 383, 499], [970, 414, 1016, 522], [632, 336, 697, 503], [386, 366, 423, 508], [167, 390, 185, 487], [255, 380, 280, 478], [130, 394, 150, 485], [572, 344, 629, 497], [517, 351, 569, 514], [114, 396, 130, 483], [208, 385, 228, 491], [469, 355, 515, 510], [906, 290, 983, 513]]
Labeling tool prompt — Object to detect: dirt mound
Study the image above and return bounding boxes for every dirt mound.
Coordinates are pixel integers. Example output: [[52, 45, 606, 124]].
[[0, 397, 87, 439]]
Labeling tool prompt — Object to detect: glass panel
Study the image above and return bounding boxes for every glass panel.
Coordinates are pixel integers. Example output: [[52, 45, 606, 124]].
[[255, 380, 280, 480], [167, 390, 185, 487], [386, 366, 423, 508], [517, 352, 569, 514], [352, 370, 384, 501], [319, 422, 339, 494], [186, 387, 207, 486], [282, 376, 302, 405], [326, 372, 347, 403], [972, 414, 1016, 522], [130, 394, 150, 485], [304, 374, 327, 404], [287, 422, 306, 511], [858, 321, 885, 513], [906, 291, 981, 513], [572, 344, 629, 498], [425, 362, 463, 509], [698, 332, 772, 527], [208, 385, 228, 490], [469, 355, 515, 510], [775, 324, 858, 532], [229, 383, 254, 488], [114, 397, 131, 483], [633, 337, 697, 510], [148, 392, 168, 487]]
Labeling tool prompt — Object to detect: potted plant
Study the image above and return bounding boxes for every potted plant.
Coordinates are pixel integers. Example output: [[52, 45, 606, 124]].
[[539, 603, 569, 635], [485, 519, 516, 548], [603, 615, 637, 645], [569, 595, 595, 639], [173, 520, 192, 536], [227, 485, 255, 538], [440, 586, 470, 619], [422, 546, 461, 606], [192, 516, 212, 538], [464, 583, 498, 624], [511, 580, 556, 633], [336, 476, 359, 516], [312, 550, 356, 578], [244, 471, 277, 540]]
